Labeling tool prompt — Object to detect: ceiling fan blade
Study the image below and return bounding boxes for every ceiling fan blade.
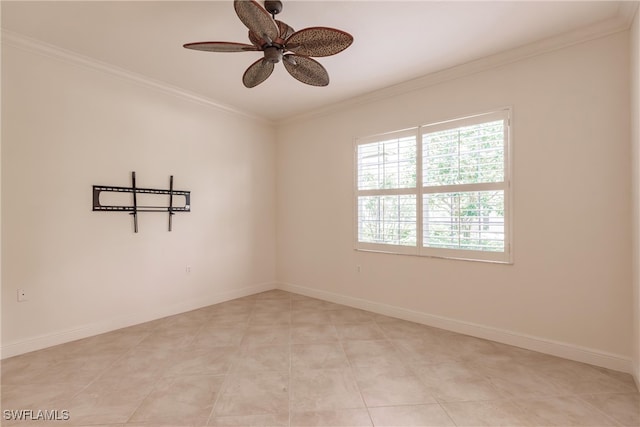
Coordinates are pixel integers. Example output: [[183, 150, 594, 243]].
[[285, 27, 353, 57], [275, 20, 295, 40], [183, 41, 258, 52], [248, 31, 261, 48], [234, 0, 279, 46], [283, 54, 329, 86], [243, 58, 275, 88]]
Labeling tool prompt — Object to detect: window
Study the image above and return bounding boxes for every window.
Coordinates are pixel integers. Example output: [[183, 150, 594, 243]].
[[355, 109, 511, 263]]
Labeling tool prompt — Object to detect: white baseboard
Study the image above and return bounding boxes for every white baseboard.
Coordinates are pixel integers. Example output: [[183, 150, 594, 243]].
[[278, 282, 633, 374], [1, 282, 276, 359]]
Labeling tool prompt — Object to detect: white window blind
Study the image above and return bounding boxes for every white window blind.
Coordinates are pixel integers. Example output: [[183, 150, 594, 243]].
[[355, 109, 511, 263], [357, 134, 416, 190], [356, 129, 418, 252]]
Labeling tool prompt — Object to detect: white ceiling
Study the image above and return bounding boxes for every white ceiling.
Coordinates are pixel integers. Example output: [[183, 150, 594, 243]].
[[1, 1, 635, 122]]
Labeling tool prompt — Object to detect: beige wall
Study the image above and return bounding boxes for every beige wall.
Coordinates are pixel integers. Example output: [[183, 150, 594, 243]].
[[1, 43, 277, 356], [277, 32, 632, 369], [631, 7, 640, 386]]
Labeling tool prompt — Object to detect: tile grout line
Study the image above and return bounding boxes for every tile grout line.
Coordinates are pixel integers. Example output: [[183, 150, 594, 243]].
[[204, 299, 256, 426], [68, 323, 160, 424], [334, 316, 376, 427], [374, 315, 460, 427]]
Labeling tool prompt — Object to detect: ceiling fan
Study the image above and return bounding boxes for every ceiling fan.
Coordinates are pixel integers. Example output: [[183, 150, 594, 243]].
[[183, 0, 353, 88]]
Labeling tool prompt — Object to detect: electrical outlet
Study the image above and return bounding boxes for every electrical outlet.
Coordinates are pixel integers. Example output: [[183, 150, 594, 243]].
[[17, 289, 28, 302], [186, 265, 192, 274]]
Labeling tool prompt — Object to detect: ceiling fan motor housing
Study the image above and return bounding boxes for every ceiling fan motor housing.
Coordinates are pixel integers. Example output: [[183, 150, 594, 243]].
[[264, 46, 283, 63]]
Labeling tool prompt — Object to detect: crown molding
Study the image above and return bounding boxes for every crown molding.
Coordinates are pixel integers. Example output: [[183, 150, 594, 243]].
[[1, 29, 272, 126], [277, 8, 637, 127]]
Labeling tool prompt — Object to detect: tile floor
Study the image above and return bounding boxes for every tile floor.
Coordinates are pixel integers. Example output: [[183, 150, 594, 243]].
[[1, 290, 639, 426]]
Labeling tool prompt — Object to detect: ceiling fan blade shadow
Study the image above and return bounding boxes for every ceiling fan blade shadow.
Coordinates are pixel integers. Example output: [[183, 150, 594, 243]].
[[243, 57, 275, 88], [234, 0, 279, 46], [183, 42, 258, 52], [283, 54, 329, 86], [285, 27, 353, 57]]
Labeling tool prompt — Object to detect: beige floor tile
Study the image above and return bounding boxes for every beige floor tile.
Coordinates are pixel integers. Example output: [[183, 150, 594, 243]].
[[129, 374, 225, 425], [329, 308, 373, 324], [126, 424, 203, 427], [291, 324, 338, 344], [191, 324, 247, 348], [214, 371, 289, 417], [2, 352, 64, 385], [103, 347, 174, 382], [368, 404, 455, 426], [89, 325, 153, 349], [353, 364, 436, 407], [431, 377, 506, 403], [230, 345, 289, 373], [65, 376, 156, 425], [290, 368, 365, 412], [290, 408, 372, 426], [136, 329, 198, 351], [461, 341, 555, 368], [3, 421, 117, 427], [77, 424, 124, 427], [164, 346, 238, 376], [207, 312, 252, 326], [441, 334, 521, 367], [393, 337, 461, 366], [442, 399, 531, 426], [534, 358, 638, 395], [342, 340, 404, 368], [513, 395, 619, 426], [153, 315, 207, 336], [290, 310, 333, 325], [208, 412, 289, 426], [415, 362, 503, 402], [2, 342, 117, 387], [8, 358, 104, 386], [250, 310, 291, 325], [1, 382, 83, 424], [480, 363, 573, 398], [375, 319, 449, 340], [240, 325, 290, 347], [291, 298, 343, 312], [334, 322, 385, 341], [582, 392, 640, 426], [291, 343, 350, 370], [209, 300, 256, 314], [254, 300, 292, 313]]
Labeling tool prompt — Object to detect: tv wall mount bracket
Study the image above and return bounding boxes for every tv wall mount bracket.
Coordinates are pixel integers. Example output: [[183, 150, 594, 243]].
[[93, 171, 190, 233]]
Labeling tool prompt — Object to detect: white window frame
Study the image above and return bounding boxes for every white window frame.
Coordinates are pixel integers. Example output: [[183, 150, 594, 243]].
[[354, 108, 513, 263]]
